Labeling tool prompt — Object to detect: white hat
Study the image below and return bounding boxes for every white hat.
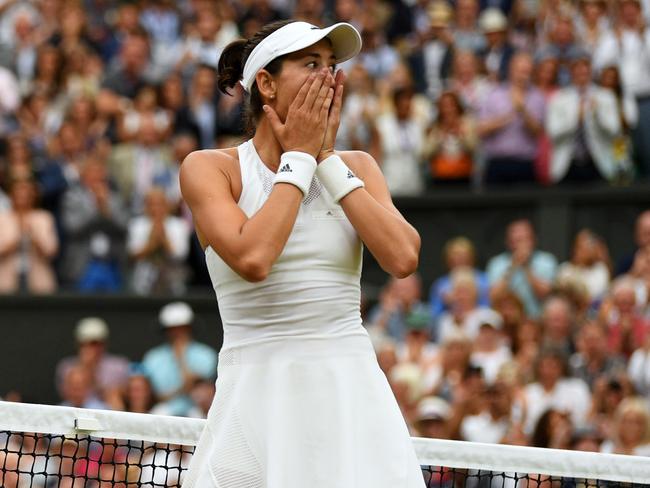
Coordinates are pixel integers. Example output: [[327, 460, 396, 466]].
[[416, 396, 451, 421], [478, 309, 504, 330], [159, 302, 194, 328], [479, 8, 508, 33], [241, 21, 362, 93], [75, 317, 109, 343]]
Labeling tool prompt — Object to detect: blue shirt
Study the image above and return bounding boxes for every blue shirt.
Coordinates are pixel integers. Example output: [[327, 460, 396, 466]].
[[142, 341, 218, 416], [486, 251, 558, 317], [429, 269, 490, 320]]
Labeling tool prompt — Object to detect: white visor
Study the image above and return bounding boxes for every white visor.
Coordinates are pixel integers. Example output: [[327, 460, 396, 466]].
[[240, 21, 362, 93]]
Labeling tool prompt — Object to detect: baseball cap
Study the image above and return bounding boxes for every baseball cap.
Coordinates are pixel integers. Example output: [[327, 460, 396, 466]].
[[241, 21, 362, 92], [159, 301, 194, 328], [75, 317, 109, 343], [416, 396, 451, 422]]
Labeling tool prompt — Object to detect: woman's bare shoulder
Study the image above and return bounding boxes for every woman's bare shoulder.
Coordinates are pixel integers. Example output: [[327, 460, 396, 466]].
[[336, 150, 379, 177], [180, 146, 242, 200]]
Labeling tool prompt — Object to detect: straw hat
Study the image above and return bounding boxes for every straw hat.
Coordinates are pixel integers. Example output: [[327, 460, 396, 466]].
[[428, 1, 453, 28]]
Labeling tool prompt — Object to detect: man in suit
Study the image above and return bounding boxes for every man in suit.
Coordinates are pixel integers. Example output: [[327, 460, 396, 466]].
[[546, 51, 624, 183]]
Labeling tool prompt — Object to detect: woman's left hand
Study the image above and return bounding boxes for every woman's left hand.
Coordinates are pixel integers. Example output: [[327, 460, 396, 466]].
[[318, 70, 346, 162]]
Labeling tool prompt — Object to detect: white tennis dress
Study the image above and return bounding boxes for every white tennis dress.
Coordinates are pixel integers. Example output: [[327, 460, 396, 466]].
[[181, 140, 425, 488]]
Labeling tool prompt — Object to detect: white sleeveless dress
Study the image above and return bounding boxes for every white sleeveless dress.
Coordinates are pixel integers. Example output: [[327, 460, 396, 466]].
[[181, 140, 425, 488]]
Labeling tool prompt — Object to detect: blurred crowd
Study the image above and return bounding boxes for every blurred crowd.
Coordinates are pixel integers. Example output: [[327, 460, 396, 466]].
[[2, 211, 648, 462], [0, 0, 649, 295], [368, 212, 650, 455]]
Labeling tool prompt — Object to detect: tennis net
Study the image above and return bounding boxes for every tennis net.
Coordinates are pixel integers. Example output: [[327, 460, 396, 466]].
[[1, 401, 649, 487]]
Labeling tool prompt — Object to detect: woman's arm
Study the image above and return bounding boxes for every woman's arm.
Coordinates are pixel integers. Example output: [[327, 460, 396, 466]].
[[181, 151, 304, 282], [339, 151, 420, 278], [181, 72, 333, 282]]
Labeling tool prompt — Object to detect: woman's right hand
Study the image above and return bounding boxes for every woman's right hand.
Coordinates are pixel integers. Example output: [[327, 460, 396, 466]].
[[263, 69, 334, 158]]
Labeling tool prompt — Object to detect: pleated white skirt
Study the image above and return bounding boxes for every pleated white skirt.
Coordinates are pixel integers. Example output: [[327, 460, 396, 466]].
[[181, 334, 425, 488]]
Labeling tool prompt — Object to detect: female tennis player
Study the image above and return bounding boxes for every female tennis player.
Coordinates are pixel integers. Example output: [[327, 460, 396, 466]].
[[180, 20, 424, 488]]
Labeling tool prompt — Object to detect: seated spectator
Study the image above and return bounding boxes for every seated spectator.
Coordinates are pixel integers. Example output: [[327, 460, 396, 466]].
[[127, 187, 190, 295], [121, 367, 156, 414], [570, 321, 626, 390], [531, 408, 574, 449], [470, 314, 512, 384], [371, 87, 426, 196], [142, 302, 218, 417], [427, 330, 472, 402], [429, 236, 489, 319], [540, 295, 576, 356], [477, 8, 515, 82], [461, 381, 515, 443], [487, 219, 558, 318], [366, 274, 431, 342], [437, 267, 503, 343], [600, 397, 650, 455], [60, 158, 128, 291], [557, 229, 611, 304], [423, 90, 477, 186], [628, 334, 650, 396], [59, 364, 108, 409], [523, 347, 592, 434], [397, 310, 439, 372], [0, 178, 58, 293], [414, 396, 451, 439], [55, 317, 130, 407], [491, 289, 526, 348], [389, 362, 423, 428], [185, 378, 217, 419], [546, 51, 624, 184], [478, 52, 546, 184], [600, 277, 649, 357], [617, 210, 650, 276]]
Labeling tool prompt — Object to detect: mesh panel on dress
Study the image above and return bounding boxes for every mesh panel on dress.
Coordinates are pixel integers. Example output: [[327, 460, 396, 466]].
[[256, 158, 322, 205]]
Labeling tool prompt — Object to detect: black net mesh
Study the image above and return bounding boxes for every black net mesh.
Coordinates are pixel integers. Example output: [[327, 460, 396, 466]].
[[2, 431, 649, 488]]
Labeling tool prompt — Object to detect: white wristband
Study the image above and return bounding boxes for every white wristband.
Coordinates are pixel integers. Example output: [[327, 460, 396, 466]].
[[316, 154, 364, 203], [273, 151, 317, 197]]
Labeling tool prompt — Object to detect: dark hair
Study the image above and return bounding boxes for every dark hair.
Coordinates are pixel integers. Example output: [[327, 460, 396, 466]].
[[217, 20, 295, 136]]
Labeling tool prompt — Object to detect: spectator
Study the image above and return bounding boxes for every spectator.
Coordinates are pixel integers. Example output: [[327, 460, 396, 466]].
[[336, 64, 378, 151], [460, 381, 516, 443], [186, 378, 217, 419], [628, 334, 650, 396], [600, 277, 649, 357], [142, 302, 218, 417], [478, 52, 546, 184], [429, 236, 490, 319], [575, 0, 611, 54], [470, 314, 512, 384], [423, 90, 477, 186], [60, 158, 128, 291], [600, 397, 650, 455], [55, 317, 130, 407], [428, 330, 472, 403], [59, 364, 108, 409], [557, 229, 611, 303], [452, 0, 484, 53], [447, 50, 491, 115], [546, 51, 624, 184], [127, 187, 190, 295], [593, 0, 650, 176], [491, 289, 526, 348], [408, 1, 454, 99], [598, 65, 635, 179], [185, 64, 220, 149], [437, 267, 502, 343], [414, 396, 451, 439], [617, 210, 650, 276], [570, 321, 626, 389], [354, 17, 400, 81], [523, 348, 591, 434], [487, 219, 558, 317], [531, 408, 574, 448], [389, 362, 424, 427], [367, 274, 431, 342], [371, 87, 426, 196], [541, 14, 583, 86], [109, 114, 176, 214], [539, 295, 576, 355], [121, 367, 156, 414], [0, 178, 58, 293], [397, 310, 439, 373], [478, 8, 515, 82]]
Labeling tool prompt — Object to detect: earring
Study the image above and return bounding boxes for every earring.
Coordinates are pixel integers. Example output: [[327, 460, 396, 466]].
[[270, 94, 275, 99]]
